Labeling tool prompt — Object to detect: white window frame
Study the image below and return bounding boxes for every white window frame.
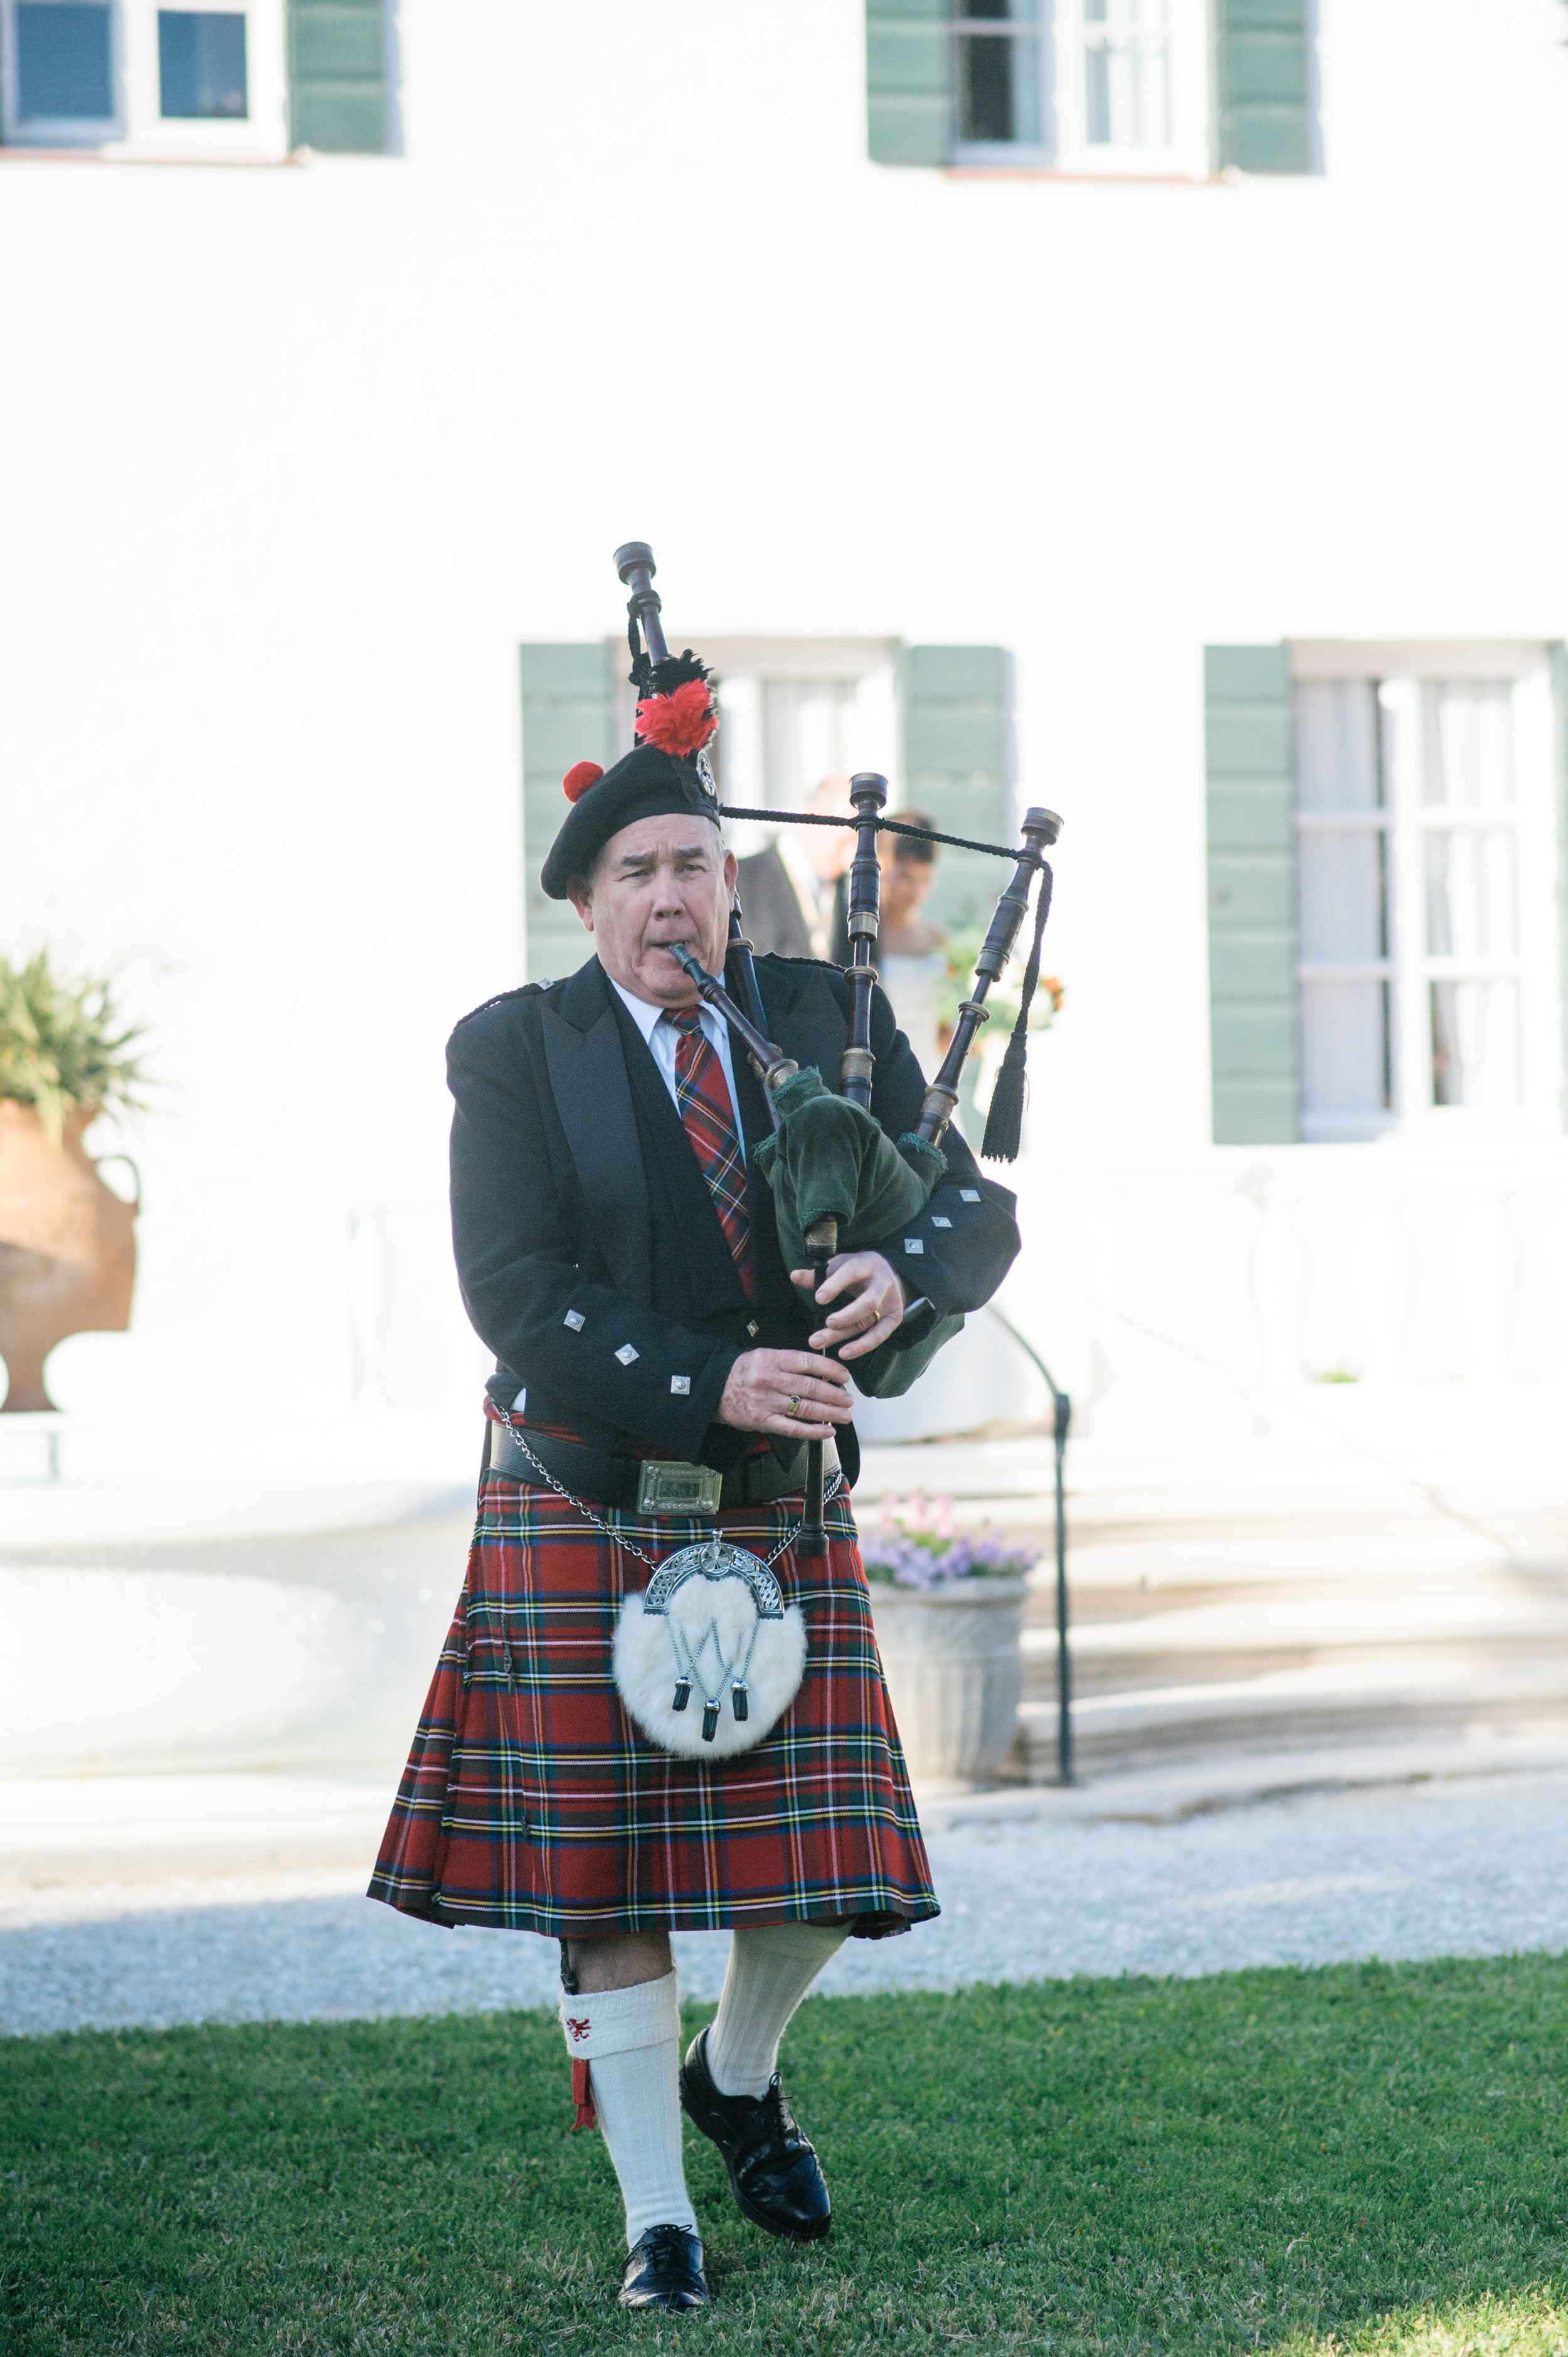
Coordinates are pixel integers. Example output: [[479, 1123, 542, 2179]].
[[948, 0, 1210, 178], [1291, 642, 1562, 1143], [1053, 0, 1208, 176], [0, 0, 288, 159]]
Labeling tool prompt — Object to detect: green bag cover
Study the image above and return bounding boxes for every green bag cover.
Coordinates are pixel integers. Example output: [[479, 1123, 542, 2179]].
[[847, 1306, 966, 1400], [750, 1068, 960, 1400]]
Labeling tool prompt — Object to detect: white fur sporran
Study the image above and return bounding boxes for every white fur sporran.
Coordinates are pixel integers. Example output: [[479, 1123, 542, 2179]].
[[613, 1538, 808, 1760]]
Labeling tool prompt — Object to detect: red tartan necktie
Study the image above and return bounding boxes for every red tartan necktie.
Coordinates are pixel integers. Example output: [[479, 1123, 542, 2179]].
[[662, 1007, 755, 1301]]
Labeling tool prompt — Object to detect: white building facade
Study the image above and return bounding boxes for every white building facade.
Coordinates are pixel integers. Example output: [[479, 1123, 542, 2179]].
[[2, 0, 1566, 1475]]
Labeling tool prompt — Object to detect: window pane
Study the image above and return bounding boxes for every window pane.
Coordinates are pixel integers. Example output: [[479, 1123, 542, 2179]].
[[956, 30, 1041, 144], [1424, 826, 1517, 960], [1430, 979, 1520, 1109], [1296, 681, 1381, 812], [761, 681, 859, 809], [1424, 681, 1513, 810], [1299, 829, 1385, 963], [1302, 979, 1390, 1117], [1084, 40, 1110, 142], [1296, 678, 1391, 1132], [159, 11, 248, 118], [16, 3, 112, 119], [1084, 0, 1168, 147]]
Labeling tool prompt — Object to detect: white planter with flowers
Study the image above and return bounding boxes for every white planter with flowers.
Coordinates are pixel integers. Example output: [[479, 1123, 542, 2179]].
[[862, 1496, 1038, 1787]]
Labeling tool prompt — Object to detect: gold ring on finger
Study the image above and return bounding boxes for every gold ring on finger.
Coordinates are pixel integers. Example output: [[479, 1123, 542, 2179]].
[[785, 1395, 802, 1416]]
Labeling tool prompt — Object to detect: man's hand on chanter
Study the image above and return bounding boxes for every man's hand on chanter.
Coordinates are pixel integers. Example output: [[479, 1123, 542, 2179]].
[[790, 1252, 909, 1361], [718, 1348, 854, 1440]]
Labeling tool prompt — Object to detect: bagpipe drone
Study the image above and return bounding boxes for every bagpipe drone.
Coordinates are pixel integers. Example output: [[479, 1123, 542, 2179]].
[[614, 541, 1061, 1558]]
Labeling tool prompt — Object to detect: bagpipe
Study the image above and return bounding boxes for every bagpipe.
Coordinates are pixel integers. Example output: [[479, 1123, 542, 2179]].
[[615, 541, 1062, 1553]]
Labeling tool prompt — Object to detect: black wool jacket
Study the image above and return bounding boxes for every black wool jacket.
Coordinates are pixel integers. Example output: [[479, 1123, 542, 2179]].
[[448, 952, 1021, 1487]]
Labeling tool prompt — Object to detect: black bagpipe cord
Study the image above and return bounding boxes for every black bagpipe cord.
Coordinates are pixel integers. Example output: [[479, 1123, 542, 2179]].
[[979, 858, 1054, 1164], [719, 804, 1034, 865], [640, 747, 1059, 1162], [721, 802, 1057, 1166]]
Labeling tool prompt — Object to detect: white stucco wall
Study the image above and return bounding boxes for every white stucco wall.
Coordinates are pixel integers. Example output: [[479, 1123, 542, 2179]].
[[2, 0, 1567, 1429]]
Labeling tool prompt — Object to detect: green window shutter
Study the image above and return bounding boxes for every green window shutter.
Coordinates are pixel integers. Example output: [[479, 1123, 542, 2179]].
[[287, 0, 386, 152], [867, 0, 951, 167], [1551, 644, 1568, 1132], [1206, 645, 1298, 1143], [520, 642, 618, 986], [1214, 0, 1311, 174], [899, 645, 1010, 934]]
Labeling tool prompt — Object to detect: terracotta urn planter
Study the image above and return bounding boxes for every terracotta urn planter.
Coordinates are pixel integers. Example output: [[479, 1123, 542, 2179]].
[[871, 1577, 1028, 1785], [0, 1101, 137, 1412]]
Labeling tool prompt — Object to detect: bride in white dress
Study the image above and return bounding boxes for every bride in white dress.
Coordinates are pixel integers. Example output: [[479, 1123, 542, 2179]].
[[875, 818, 947, 1074]]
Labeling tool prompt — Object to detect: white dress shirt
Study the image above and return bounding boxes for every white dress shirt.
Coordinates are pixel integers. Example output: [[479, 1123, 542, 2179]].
[[610, 977, 746, 1165]]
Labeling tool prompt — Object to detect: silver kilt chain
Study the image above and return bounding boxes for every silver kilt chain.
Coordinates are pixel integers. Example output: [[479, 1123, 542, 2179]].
[[489, 1405, 843, 1573]]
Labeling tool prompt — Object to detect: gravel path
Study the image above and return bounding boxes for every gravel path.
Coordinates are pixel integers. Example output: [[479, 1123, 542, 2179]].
[[6, 1771, 1568, 2037]]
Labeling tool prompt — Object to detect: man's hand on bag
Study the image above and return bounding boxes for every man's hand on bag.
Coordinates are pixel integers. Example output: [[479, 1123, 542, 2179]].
[[717, 1348, 854, 1440], [790, 1252, 909, 1361]]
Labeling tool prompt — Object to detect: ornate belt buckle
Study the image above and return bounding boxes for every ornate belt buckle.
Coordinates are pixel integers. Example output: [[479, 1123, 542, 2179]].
[[635, 1459, 724, 1517]]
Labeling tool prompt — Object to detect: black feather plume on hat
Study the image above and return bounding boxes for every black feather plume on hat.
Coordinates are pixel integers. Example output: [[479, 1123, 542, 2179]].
[[628, 634, 713, 699], [649, 649, 711, 694]]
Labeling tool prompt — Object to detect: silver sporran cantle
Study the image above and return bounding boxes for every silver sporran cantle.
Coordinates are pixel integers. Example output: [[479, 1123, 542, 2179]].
[[613, 1538, 808, 1760]]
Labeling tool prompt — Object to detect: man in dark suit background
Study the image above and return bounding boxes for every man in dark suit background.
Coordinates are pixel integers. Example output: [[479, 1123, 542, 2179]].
[[736, 774, 854, 964]]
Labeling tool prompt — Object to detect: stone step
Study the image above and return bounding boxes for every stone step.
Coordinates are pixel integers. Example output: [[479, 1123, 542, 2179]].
[[1022, 1642, 1568, 1706], [916, 1727, 1568, 1828], [1025, 1591, 1568, 1654], [997, 1489, 1568, 1778], [1020, 1595, 1568, 1701], [1017, 1657, 1568, 1775]]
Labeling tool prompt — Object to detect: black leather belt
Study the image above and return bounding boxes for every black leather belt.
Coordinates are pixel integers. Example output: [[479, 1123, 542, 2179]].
[[486, 1420, 837, 1513]]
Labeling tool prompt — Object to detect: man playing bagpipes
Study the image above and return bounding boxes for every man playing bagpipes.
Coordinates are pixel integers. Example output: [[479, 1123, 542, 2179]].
[[369, 548, 1057, 2314]]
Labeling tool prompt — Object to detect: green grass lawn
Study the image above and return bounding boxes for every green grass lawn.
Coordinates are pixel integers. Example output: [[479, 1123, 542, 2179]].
[[4, 1956, 1568, 2355]]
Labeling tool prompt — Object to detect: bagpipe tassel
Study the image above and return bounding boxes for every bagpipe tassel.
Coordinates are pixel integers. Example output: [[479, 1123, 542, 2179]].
[[571, 2057, 598, 2132], [980, 1023, 1029, 1164], [980, 861, 1054, 1165]]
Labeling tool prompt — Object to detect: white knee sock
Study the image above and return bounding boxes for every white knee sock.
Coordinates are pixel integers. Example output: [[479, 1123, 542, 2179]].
[[559, 1970, 696, 2247], [706, 1921, 850, 2100]]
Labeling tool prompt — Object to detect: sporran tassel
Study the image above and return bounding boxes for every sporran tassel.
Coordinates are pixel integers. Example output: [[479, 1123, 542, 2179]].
[[980, 861, 1054, 1164]]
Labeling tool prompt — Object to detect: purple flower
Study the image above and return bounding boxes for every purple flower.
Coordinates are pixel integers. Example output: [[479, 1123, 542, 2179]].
[[861, 1497, 1042, 1589]]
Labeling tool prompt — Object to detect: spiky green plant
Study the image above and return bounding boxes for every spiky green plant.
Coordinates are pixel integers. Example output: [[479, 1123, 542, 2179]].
[[0, 952, 147, 1147]]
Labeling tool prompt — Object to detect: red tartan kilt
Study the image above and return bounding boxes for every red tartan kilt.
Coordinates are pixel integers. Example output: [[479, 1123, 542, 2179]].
[[368, 1449, 938, 1941]]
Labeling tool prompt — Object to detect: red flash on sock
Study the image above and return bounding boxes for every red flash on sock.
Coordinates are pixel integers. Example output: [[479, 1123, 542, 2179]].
[[571, 2057, 597, 2131]]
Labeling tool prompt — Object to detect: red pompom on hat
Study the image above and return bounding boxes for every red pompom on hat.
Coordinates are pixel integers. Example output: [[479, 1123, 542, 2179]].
[[634, 678, 718, 760], [562, 761, 604, 802]]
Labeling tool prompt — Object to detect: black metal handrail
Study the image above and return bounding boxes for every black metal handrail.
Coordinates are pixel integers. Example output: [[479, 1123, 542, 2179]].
[[984, 1303, 1073, 1786]]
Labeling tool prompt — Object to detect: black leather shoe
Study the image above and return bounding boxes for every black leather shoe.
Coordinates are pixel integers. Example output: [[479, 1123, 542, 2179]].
[[679, 2026, 832, 2241], [618, 2223, 712, 2312]]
